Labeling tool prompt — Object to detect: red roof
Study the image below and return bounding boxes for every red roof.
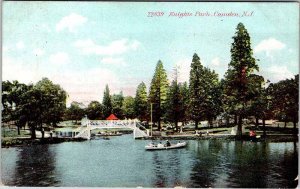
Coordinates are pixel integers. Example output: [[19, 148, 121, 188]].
[[106, 114, 118, 120]]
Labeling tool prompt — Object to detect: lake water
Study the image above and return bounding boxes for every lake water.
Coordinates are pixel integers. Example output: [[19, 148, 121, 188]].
[[1, 134, 298, 188]]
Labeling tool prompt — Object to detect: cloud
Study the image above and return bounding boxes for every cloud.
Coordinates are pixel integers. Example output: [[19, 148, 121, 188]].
[[33, 48, 45, 56], [211, 57, 220, 66], [101, 57, 126, 65], [254, 38, 286, 55], [3, 56, 40, 84], [260, 65, 294, 83], [49, 68, 120, 106], [49, 52, 70, 65], [56, 13, 87, 32], [16, 41, 24, 49], [74, 38, 141, 56]]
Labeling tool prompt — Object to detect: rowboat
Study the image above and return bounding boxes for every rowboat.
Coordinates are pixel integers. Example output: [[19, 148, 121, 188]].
[[145, 142, 187, 151]]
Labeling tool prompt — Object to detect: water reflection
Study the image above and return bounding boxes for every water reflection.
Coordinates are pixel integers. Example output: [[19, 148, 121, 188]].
[[150, 148, 185, 187], [12, 144, 59, 186], [189, 140, 224, 188]]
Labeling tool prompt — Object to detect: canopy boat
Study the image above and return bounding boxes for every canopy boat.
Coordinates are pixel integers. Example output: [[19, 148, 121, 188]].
[[145, 142, 187, 151]]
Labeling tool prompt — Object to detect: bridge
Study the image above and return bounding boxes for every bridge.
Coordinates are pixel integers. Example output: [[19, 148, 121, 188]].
[[74, 119, 149, 139]]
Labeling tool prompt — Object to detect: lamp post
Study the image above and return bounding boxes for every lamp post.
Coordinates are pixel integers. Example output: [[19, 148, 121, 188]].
[[150, 103, 153, 137]]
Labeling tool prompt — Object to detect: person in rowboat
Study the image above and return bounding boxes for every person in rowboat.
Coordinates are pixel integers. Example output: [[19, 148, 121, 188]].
[[166, 140, 171, 147]]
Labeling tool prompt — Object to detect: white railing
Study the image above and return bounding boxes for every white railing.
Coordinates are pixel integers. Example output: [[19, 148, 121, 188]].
[[74, 119, 148, 139]]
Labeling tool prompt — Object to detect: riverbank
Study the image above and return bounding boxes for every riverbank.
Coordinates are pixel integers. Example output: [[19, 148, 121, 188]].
[[137, 134, 299, 142], [1, 137, 87, 148]]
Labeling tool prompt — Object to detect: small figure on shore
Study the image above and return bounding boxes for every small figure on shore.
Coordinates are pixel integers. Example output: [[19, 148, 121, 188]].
[[249, 130, 256, 141], [206, 131, 209, 136]]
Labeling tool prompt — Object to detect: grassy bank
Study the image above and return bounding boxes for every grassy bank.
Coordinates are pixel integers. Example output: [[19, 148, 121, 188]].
[[1, 137, 87, 148]]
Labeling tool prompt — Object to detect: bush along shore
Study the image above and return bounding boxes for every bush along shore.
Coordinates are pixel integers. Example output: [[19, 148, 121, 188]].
[[1, 137, 87, 148]]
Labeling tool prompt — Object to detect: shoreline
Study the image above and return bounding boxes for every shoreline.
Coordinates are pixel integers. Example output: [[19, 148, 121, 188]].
[[2, 134, 298, 148]]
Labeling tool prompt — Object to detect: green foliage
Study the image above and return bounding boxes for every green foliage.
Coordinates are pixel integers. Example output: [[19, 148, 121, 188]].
[[122, 96, 135, 119], [223, 23, 259, 136], [2, 78, 67, 139], [148, 60, 169, 129], [66, 101, 85, 122], [102, 84, 112, 118], [111, 91, 124, 119], [268, 75, 299, 127], [134, 82, 148, 121], [86, 101, 103, 120], [188, 53, 203, 125], [179, 82, 189, 124], [164, 79, 182, 130], [34, 78, 67, 127]]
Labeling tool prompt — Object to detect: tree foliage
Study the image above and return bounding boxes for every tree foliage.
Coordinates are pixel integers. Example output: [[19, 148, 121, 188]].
[[102, 84, 112, 118], [122, 96, 135, 119], [223, 23, 259, 137], [86, 101, 103, 120], [111, 91, 124, 119], [134, 82, 148, 121], [268, 74, 299, 131], [188, 53, 205, 129], [2, 78, 67, 139], [148, 60, 169, 130]]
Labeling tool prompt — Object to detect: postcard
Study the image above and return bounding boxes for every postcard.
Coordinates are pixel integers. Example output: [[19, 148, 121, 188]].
[[1, 1, 298, 188]]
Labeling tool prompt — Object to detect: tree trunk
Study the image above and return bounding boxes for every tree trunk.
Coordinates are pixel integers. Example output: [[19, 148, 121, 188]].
[[293, 118, 297, 135], [237, 116, 242, 138], [17, 125, 20, 135], [284, 121, 287, 128], [175, 121, 178, 132], [262, 117, 266, 137], [209, 119, 213, 128], [234, 115, 238, 125], [30, 125, 36, 139], [158, 120, 161, 131], [195, 120, 198, 130], [255, 117, 259, 127]]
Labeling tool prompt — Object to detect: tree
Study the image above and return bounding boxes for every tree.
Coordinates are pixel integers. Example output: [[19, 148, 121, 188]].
[[111, 91, 124, 119], [223, 23, 259, 137], [34, 78, 67, 128], [165, 80, 182, 131], [188, 53, 205, 129], [86, 101, 103, 120], [202, 67, 221, 127], [268, 75, 299, 133], [122, 96, 135, 119], [102, 84, 112, 118], [149, 60, 169, 130], [2, 80, 30, 134], [2, 78, 67, 139], [66, 101, 85, 124], [247, 75, 268, 136], [179, 82, 189, 126], [165, 67, 188, 131], [134, 82, 148, 121]]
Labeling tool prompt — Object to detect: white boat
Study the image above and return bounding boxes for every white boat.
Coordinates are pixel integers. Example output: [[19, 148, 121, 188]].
[[145, 142, 187, 150]]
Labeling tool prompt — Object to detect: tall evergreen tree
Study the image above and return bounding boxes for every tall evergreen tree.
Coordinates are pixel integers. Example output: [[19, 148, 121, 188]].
[[111, 91, 124, 119], [149, 60, 169, 130], [122, 96, 135, 119], [165, 80, 182, 131], [179, 81, 189, 126], [188, 53, 205, 129], [102, 84, 112, 118], [134, 82, 148, 121], [223, 23, 259, 137]]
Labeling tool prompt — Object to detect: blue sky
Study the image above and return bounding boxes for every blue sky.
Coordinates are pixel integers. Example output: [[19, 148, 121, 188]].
[[3, 2, 299, 106]]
